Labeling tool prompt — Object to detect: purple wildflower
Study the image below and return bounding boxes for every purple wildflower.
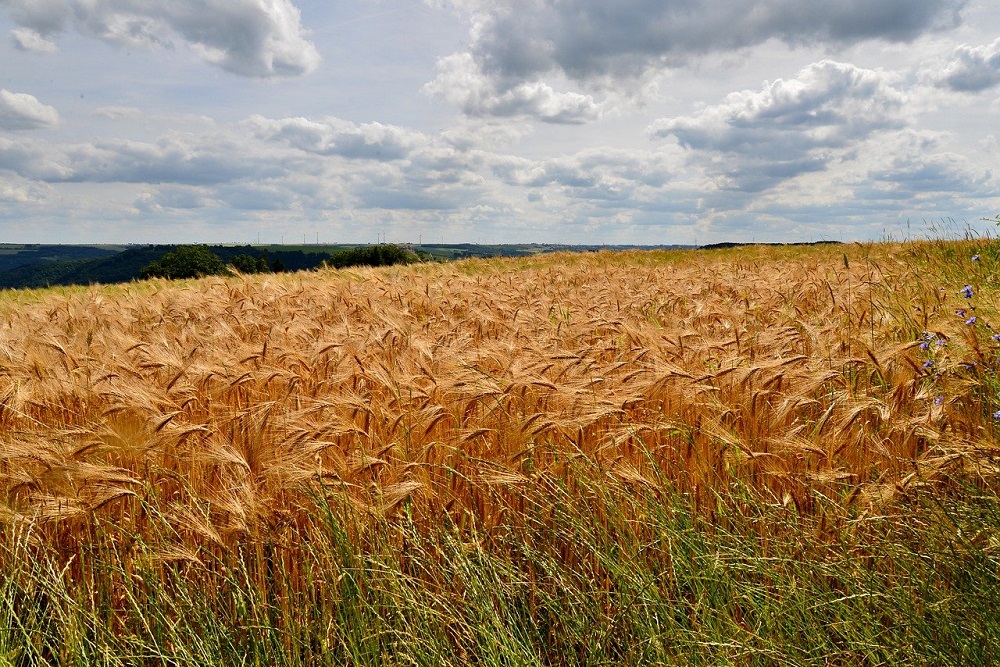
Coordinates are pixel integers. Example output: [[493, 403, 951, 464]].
[[957, 309, 967, 317], [962, 285, 974, 298], [935, 396, 944, 405], [967, 316, 978, 325], [923, 360, 934, 368]]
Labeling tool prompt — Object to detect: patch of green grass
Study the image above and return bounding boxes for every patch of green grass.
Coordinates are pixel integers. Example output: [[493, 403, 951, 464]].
[[2, 470, 998, 666]]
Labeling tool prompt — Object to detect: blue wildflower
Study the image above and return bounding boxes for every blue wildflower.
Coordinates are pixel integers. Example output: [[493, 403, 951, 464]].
[[923, 360, 934, 368], [962, 285, 974, 298], [993, 410, 1000, 420], [967, 316, 978, 325], [935, 396, 944, 405], [957, 309, 967, 317], [935, 338, 946, 347], [920, 341, 930, 350], [993, 334, 1000, 342]]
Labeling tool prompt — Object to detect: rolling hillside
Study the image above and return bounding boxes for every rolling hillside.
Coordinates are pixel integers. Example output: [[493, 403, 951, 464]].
[[0, 241, 995, 664]]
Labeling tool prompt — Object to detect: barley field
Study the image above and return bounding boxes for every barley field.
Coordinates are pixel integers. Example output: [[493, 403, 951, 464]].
[[1, 240, 999, 665]]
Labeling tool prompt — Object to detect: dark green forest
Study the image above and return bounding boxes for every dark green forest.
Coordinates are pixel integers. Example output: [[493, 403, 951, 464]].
[[0, 242, 697, 290], [0, 244, 399, 289]]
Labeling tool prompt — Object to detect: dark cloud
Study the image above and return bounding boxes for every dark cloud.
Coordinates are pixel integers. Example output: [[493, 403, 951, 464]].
[[936, 38, 1000, 92], [862, 133, 997, 199], [718, 158, 829, 194], [871, 162, 972, 193], [430, 0, 964, 122], [649, 60, 906, 191], [465, 0, 966, 82], [0, 0, 69, 34], [0, 0, 319, 78]]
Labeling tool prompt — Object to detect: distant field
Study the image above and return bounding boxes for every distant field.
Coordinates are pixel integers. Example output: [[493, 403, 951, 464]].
[[1, 241, 998, 664]]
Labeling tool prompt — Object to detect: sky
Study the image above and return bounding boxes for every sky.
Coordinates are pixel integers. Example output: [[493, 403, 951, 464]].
[[0, 0, 999, 246]]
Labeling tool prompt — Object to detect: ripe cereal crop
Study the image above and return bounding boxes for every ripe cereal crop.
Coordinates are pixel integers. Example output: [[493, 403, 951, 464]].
[[1, 240, 998, 664]]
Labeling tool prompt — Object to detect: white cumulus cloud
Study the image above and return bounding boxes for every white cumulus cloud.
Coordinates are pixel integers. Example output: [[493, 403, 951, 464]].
[[10, 27, 57, 53], [246, 115, 425, 159], [430, 0, 964, 122], [0, 0, 320, 78], [649, 61, 907, 192], [0, 89, 60, 130], [935, 37, 1000, 92], [424, 52, 604, 124]]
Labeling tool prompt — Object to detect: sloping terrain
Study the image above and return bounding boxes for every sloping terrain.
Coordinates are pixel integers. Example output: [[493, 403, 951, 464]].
[[0, 242, 997, 664]]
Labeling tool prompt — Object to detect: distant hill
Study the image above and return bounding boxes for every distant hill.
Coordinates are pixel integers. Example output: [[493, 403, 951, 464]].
[[0, 245, 335, 290], [0, 242, 702, 290], [0, 244, 122, 275]]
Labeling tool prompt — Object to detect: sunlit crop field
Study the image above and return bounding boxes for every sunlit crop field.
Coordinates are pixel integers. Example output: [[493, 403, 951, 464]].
[[2, 240, 999, 664]]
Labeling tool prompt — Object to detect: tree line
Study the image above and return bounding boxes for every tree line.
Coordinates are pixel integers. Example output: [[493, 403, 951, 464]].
[[140, 244, 421, 280]]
